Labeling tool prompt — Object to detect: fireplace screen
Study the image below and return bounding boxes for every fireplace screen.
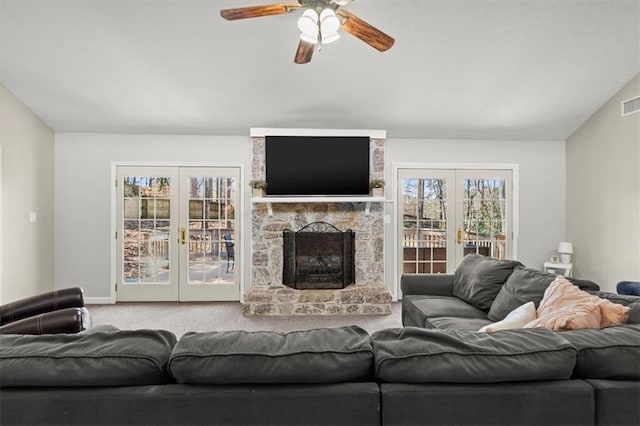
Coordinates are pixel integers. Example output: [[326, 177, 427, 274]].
[[283, 222, 355, 289]]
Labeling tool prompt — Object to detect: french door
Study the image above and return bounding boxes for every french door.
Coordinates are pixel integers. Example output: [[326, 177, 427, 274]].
[[398, 168, 514, 275], [116, 166, 240, 302]]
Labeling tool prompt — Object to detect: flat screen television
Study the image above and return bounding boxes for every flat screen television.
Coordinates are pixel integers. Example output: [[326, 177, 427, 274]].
[[265, 135, 370, 196]]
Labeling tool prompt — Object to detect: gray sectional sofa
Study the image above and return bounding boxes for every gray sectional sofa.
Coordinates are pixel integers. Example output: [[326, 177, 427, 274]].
[[1, 255, 639, 426], [2, 324, 640, 425], [401, 254, 640, 426]]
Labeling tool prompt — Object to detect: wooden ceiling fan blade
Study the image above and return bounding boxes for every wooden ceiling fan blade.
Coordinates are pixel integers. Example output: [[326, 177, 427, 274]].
[[294, 40, 315, 64], [336, 10, 395, 52], [220, 2, 301, 20]]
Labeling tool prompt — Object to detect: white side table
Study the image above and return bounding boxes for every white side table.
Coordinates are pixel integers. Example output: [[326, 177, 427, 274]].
[[543, 261, 573, 277]]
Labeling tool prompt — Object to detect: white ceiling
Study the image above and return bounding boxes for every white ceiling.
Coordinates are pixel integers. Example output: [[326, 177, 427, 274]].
[[1, 0, 639, 140]]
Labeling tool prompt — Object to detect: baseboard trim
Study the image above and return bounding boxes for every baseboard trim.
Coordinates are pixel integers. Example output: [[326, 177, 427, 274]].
[[85, 297, 115, 305]]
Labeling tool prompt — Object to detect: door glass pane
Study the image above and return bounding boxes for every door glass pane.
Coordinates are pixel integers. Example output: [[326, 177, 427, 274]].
[[462, 178, 507, 259], [122, 176, 171, 284], [402, 178, 448, 274], [187, 177, 236, 284]]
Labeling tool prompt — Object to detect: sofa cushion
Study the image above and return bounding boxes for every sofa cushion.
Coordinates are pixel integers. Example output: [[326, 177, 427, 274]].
[[452, 254, 523, 311], [561, 324, 640, 380], [402, 295, 489, 328], [479, 301, 537, 332], [405, 295, 488, 322], [380, 381, 594, 426], [585, 379, 640, 426], [523, 276, 629, 331], [168, 326, 374, 384], [426, 317, 492, 331], [372, 327, 576, 383], [487, 267, 598, 321], [0, 329, 177, 387], [487, 267, 552, 321]]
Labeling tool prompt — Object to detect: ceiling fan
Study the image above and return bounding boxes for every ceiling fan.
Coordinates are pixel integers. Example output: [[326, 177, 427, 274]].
[[220, 0, 395, 64]]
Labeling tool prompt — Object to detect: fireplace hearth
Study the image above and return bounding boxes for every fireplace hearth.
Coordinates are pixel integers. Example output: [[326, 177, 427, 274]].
[[283, 222, 355, 290]]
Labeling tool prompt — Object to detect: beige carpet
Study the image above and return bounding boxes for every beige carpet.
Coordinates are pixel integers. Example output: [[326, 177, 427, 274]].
[[88, 301, 403, 338]]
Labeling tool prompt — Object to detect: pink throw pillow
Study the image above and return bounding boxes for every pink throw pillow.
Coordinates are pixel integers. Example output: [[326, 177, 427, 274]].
[[523, 276, 629, 331]]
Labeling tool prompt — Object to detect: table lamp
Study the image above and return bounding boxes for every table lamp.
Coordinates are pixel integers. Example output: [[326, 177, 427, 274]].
[[558, 242, 573, 264]]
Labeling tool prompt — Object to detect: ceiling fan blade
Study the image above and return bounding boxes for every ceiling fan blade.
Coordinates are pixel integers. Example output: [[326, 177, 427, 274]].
[[220, 2, 301, 20], [336, 10, 395, 52], [294, 40, 315, 64]]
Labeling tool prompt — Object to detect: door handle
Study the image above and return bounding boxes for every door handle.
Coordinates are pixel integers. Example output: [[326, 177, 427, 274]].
[[457, 227, 462, 245], [180, 228, 186, 245]]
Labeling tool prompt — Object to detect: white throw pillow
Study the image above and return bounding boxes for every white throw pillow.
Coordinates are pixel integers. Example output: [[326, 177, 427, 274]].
[[479, 301, 537, 332]]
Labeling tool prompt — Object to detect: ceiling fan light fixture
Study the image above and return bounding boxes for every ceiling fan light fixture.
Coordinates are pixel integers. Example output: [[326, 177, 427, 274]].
[[220, 1, 395, 64], [319, 8, 340, 43], [321, 31, 340, 44], [300, 32, 319, 43], [298, 9, 319, 38]]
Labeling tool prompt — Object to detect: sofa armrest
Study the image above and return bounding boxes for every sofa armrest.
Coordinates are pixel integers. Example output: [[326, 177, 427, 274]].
[[401, 274, 454, 297], [0, 287, 84, 325], [0, 307, 91, 335]]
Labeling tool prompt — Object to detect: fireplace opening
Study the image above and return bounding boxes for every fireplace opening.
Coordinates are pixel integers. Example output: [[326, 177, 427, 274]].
[[283, 222, 355, 289]]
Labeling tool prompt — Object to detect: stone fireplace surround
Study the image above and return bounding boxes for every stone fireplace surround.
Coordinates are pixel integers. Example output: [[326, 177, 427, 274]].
[[243, 130, 393, 316]]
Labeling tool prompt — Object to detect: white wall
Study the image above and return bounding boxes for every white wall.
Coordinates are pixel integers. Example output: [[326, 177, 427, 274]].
[[566, 73, 640, 293], [54, 133, 251, 300], [56, 133, 567, 300], [0, 84, 55, 304], [384, 138, 567, 292]]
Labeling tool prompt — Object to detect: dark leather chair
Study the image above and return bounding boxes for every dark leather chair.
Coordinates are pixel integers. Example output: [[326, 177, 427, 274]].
[[0, 287, 91, 334]]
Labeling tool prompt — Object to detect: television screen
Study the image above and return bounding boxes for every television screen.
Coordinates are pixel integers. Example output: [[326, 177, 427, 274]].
[[265, 136, 370, 196]]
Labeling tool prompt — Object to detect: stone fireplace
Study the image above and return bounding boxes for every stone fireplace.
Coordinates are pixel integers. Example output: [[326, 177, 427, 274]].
[[243, 131, 392, 315]]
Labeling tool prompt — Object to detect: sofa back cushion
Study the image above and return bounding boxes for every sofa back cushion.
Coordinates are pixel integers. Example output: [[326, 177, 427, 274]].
[[372, 327, 576, 383], [168, 326, 374, 384], [0, 328, 177, 387], [561, 324, 640, 380], [452, 254, 523, 311], [487, 267, 600, 321]]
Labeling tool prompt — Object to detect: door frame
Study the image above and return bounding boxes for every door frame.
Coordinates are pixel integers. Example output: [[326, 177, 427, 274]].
[[109, 162, 245, 304], [177, 166, 241, 302], [0, 146, 3, 304], [392, 162, 519, 299]]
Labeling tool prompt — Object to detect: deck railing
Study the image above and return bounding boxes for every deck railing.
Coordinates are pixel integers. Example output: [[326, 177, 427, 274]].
[[402, 228, 506, 258]]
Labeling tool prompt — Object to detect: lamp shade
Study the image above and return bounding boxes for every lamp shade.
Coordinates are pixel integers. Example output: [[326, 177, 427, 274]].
[[558, 242, 573, 254], [320, 8, 340, 44], [298, 9, 319, 43], [300, 32, 319, 43]]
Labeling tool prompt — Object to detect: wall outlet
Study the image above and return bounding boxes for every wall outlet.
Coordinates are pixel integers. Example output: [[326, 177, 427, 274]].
[[29, 212, 37, 223]]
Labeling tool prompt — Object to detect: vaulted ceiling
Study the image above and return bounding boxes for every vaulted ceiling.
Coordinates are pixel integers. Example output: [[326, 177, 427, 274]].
[[1, 0, 638, 140]]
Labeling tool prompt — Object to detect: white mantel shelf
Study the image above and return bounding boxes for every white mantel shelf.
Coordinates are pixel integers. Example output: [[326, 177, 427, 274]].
[[251, 196, 385, 215]]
